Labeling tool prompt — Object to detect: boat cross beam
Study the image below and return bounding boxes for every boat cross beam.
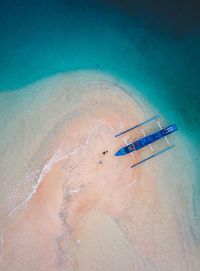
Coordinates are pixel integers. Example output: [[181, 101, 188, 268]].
[[115, 115, 160, 137]]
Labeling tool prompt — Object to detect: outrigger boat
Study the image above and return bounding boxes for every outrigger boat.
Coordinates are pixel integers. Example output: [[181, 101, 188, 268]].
[[115, 115, 178, 168]]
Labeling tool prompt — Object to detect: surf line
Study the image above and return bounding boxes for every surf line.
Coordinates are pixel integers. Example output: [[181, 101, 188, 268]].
[[7, 122, 107, 217]]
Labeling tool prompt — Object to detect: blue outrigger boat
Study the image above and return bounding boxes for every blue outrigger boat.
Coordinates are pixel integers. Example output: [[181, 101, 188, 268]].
[[115, 115, 178, 168]]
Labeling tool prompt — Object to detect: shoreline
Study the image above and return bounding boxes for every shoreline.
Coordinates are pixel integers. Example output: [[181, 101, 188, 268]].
[[0, 70, 199, 270]]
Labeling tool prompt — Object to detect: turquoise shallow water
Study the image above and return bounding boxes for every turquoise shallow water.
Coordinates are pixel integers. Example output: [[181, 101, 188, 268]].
[[0, 0, 200, 239]]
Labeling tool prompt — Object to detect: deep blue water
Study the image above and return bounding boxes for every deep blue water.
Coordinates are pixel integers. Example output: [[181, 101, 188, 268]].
[[0, 0, 200, 221]]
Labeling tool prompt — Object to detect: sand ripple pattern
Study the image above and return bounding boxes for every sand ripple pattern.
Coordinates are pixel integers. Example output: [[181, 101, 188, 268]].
[[0, 70, 199, 270]]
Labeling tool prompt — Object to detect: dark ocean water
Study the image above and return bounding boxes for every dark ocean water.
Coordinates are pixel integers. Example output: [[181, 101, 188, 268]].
[[0, 0, 200, 223]]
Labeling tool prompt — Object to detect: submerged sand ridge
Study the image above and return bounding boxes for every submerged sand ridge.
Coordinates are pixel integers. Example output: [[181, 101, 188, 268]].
[[0, 71, 199, 270]]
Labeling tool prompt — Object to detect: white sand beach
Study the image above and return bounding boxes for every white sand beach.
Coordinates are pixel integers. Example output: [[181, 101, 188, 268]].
[[0, 71, 199, 270]]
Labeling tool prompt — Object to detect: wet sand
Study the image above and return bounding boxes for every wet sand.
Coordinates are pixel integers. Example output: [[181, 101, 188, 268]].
[[0, 71, 199, 270]]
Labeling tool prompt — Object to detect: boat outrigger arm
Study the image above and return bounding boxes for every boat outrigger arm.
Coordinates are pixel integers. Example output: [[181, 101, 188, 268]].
[[114, 115, 178, 168]]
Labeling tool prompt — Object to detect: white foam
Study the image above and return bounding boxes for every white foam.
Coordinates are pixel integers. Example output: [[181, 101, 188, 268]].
[[68, 189, 80, 195], [129, 180, 137, 186], [7, 122, 110, 217]]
